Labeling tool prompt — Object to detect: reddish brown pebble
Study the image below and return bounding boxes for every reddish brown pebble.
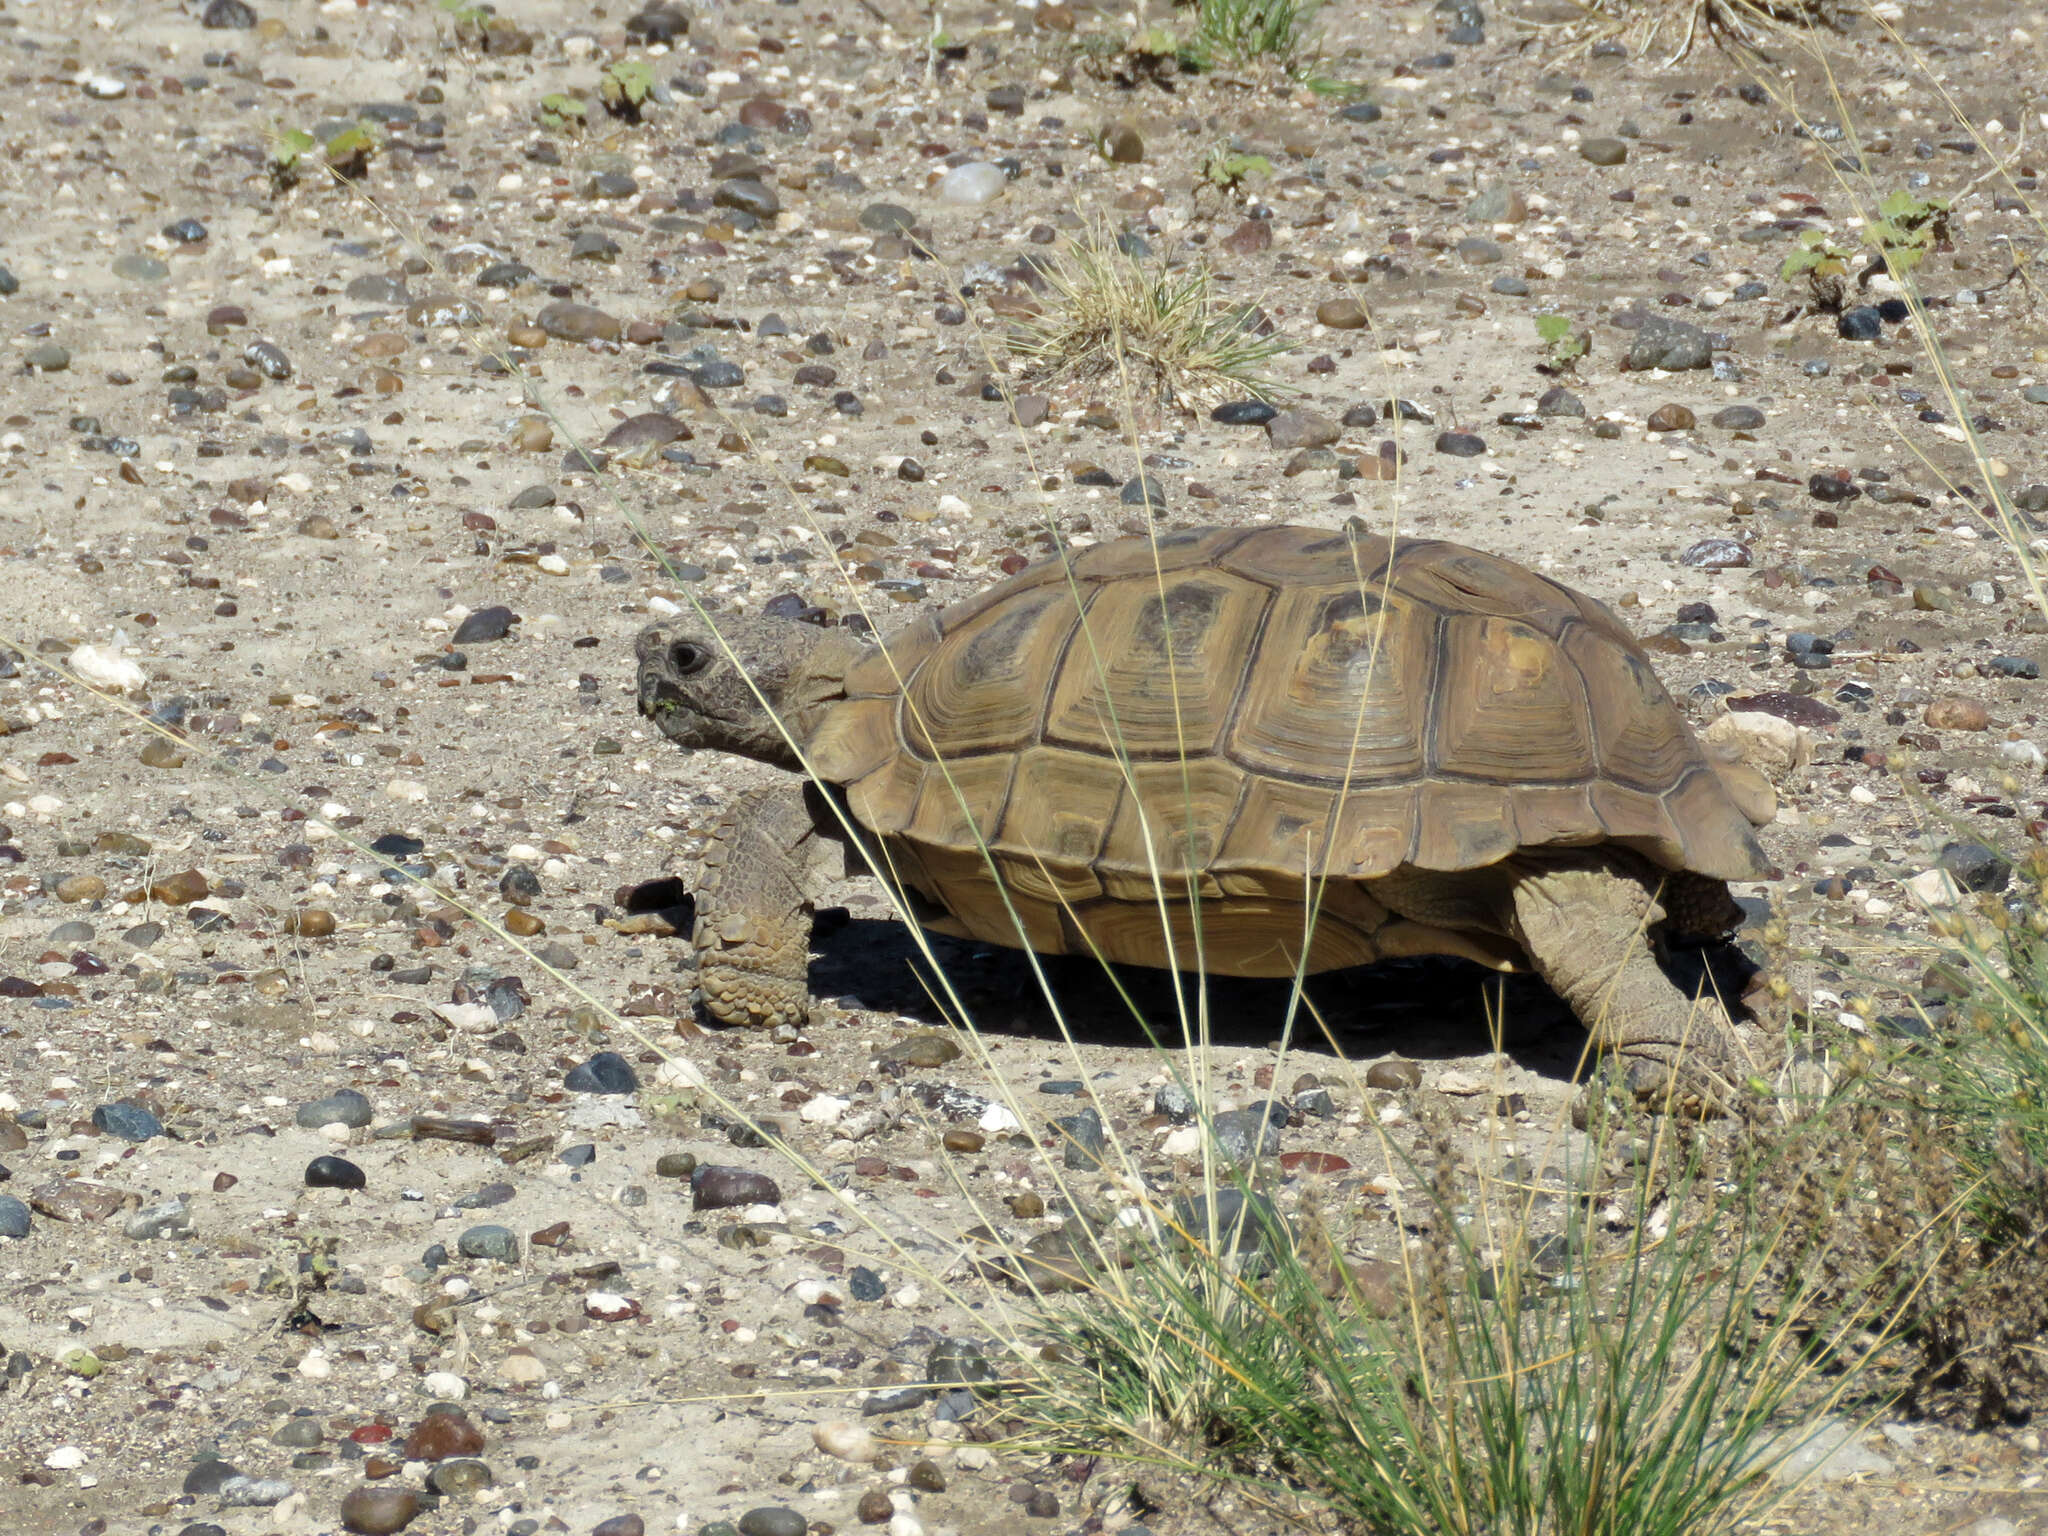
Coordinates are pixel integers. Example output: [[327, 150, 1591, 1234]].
[[942, 1129, 984, 1153], [340, 1485, 422, 1535], [503, 908, 545, 937], [212, 1171, 238, 1192], [1645, 403, 1696, 432], [149, 869, 209, 905], [592, 1515, 646, 1536], [402, 1410, 485, 1461], [1925, 697, 1991, 731], [286, 909, 336, 937], [858, 1489, 894, 1523]]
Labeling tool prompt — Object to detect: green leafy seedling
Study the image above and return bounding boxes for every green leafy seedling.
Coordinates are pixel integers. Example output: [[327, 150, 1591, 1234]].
[[1199, 144, 1273, 193], [1867, 189, 1951, 277], [1781, 228, 1855, 310], [601, 58, 656, 122], [271, 122, 377, 192], [539, 92, 589, 132], [1535, 312, 1587, 371]]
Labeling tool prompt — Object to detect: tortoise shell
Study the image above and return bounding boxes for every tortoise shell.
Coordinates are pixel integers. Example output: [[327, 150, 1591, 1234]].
[[803, 524, 1769, 976]]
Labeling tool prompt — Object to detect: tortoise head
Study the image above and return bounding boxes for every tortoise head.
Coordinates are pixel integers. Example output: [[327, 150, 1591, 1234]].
[[635, 614, 868, 772]]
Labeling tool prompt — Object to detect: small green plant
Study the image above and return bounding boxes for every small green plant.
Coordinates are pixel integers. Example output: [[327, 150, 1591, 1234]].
[[1780, 227, 1856, 309], [1866, 189, 1952, 277], [1782, 194, 1952, 310], [1198, 143, 1273, 193], [600, 58, 657, 122], [1535, 311, 1589, 370], [538, 92, 590, 132], [1008, 226, 1292, 412], [271, 122, 378, 191], [1180, 0, 1319, 70], [435, 0, 488, 28]]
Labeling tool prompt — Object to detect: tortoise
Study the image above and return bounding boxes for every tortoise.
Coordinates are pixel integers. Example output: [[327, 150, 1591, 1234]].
[[635, 523, 1776, 1100]]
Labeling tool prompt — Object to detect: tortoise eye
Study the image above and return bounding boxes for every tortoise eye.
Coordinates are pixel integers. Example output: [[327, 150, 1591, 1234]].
[[670, 641, 711, 676]]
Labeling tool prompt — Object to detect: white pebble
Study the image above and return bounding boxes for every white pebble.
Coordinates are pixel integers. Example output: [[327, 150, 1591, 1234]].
[[936, 162, 1006, 205], [889, 1514, 925, 1536], [422, 1370, 468, 1399], [801, 1093, 849, 1125], [68, 643, 146, 694], [1907, 868, 1962, 907], [384, 778, 430, 803], [44, 1447, 87, 1471], [978, 1103, 1021, 1133], [501, 1352, 548, 1385], [812, 1420, 878, 1461], [298, 1348, 332, 1380], [2001, 739, 2046, 771], [538, 553, 570, 575], [953, 1445, 994, 1471]]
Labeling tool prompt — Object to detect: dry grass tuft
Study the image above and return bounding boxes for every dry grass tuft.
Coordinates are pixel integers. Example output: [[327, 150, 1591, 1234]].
[[1007, 229, 1291, 413], [1560, 0, 1855, 63]]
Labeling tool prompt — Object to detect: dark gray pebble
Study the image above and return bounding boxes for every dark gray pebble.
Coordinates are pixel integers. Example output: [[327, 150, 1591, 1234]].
[[1435, 431, 1486, 457], [0, 1195, 29, 1238], [91, 1101, 162, 1142], [305, 1155, 367, 1190], [1211, 400, 1278, 425], [1838, 306, 1883, 341], [452, 606, 518, 643], [457, 1224, 519, 1262], [737, 1508, 807, 1536], [565, 1051, 638, 1094], [296, 1089, 374, 1130]]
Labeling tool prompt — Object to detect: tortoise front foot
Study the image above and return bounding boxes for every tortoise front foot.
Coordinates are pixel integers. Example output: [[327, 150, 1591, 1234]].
[[689, 785, 825, 1029], [1511, 856, 1747, 1119], [694, 958, 811, 1030]]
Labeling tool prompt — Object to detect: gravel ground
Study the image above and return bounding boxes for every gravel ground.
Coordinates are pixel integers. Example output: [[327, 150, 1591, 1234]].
[[6, 0, 2048, 1531]]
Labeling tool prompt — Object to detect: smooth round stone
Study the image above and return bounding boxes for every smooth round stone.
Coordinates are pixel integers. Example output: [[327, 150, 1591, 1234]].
[[691, 1165, 781, 1211], [655, 1151, 698, 1179], [403, 1411, 486, 1461], [340, 1484, 422, 1535], [1457, 237, 1502, 264], [593, 1516, 647, 1536], [737, 1508, 807, 1536], [297, 1089, 373, 1129], [1212, 400, 1278, 425], [691, 361, 747, 389], [27, 344, 70, 371], [564, 1051, 638, 1094], [426, 1458, 494, 1496], [537, 301, 622, 342], [306, 1155, 367, 1190], [0, 1194, 30, 1238], [1434, 431, 1486, 457], [452, 605, 517, 643], [273, 1416, 324, 1448], [218, 1475, 295, 1507], [1838, 306, 1883, 341], [1578, 137, 1627, 165], [714, 177, 781, 219], [91, 1102, 162, 1141], [1366, 1057, 1422, 1090], [46, 921, 94, 944], [113, 254, 168, 283], [203, 0, 258, 24], [1645, 404, 1695, 432], [1337, 100, 1382, 123], [937, 162, 1006, 205], [1315, 297, 1368, 329], [1712, 404, 1766, 430], [0, 265, 16, 296], [858, 202, 916, 233], [1120, 475, 1165, 508], [1491, 274, 1529, 295], [458, 1224, 519, 1262], [183, 1459, 241, 1496]]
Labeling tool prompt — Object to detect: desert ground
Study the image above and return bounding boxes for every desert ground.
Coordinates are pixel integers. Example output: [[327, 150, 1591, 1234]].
[[5, 0, 2048, 1531]]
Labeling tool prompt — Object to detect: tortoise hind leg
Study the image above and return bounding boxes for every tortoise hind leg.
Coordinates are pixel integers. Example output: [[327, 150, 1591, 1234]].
[[1505, 854, 1741, 1112], [691, 784, 835, 1028]]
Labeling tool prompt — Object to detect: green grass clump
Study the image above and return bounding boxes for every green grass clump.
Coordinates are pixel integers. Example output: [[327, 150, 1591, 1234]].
[[1182, 0, 1319, 69], [1012, 1107, 1921, 1536], [1008, 230, 1291, 413]]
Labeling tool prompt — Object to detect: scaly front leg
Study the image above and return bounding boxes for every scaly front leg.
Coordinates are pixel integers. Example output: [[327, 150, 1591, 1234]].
[[691, 784, 827, 1028]]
